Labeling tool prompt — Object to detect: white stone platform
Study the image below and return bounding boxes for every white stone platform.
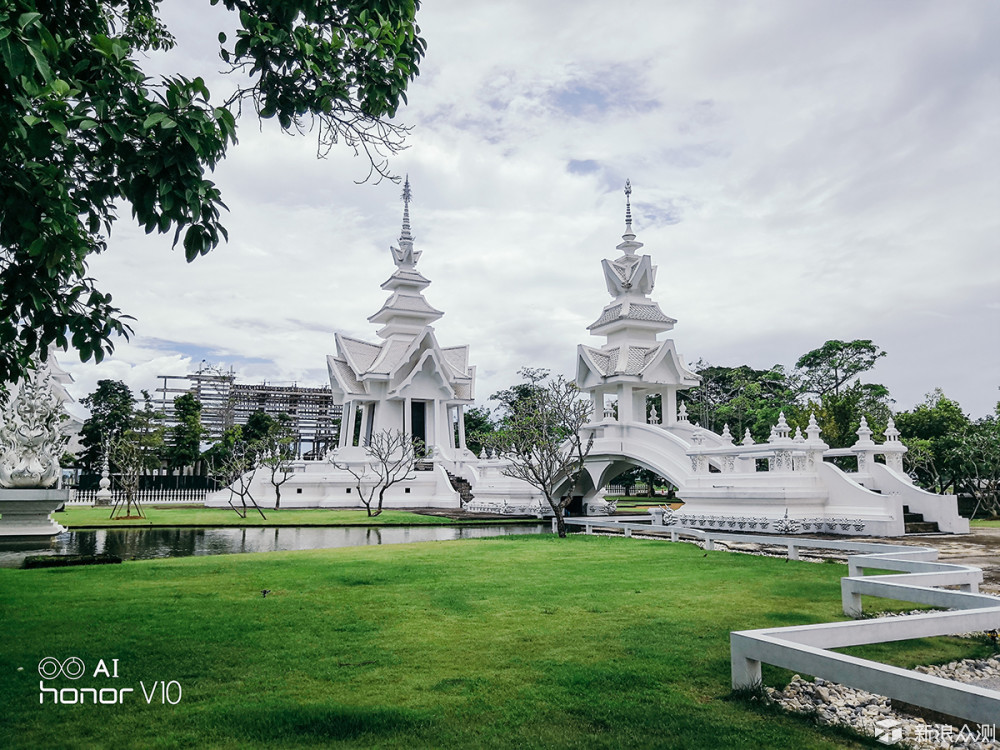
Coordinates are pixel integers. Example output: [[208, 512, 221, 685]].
[[0, 489, 69, 540]]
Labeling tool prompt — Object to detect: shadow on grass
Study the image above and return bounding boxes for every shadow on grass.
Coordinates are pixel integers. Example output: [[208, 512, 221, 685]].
[[207, 701, 432, 743]]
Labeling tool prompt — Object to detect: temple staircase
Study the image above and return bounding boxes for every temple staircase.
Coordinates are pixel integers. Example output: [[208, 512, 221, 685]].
[[903, 505, 940, 535], [446, 471, 475, 507]]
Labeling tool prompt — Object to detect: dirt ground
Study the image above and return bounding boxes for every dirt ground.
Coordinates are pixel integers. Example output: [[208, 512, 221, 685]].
[[873, 528, 1000, 595], [823, 528, 1000, 595]]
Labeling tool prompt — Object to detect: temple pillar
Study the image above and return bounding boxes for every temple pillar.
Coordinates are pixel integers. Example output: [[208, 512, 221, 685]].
[[404, 397, 412, 438], [457, 404, 467, 450], [664, 388, 677, 426], [342, 401, 356, 447], [617, 383, 634, 423]]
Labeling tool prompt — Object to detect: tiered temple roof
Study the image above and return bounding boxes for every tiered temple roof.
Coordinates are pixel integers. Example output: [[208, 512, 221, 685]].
[[326, 178, 475, 402], [577, 181, 699, 387]]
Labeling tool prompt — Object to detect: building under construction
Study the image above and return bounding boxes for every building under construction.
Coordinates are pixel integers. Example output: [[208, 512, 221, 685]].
[[156, 367, 340, 459]]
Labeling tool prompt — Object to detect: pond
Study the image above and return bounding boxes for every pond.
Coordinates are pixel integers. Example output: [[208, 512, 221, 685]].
[[0, 523, 548, 568]]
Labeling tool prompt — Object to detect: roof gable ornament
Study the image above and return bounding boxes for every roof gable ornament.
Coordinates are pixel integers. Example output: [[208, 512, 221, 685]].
[[598, 181, 655, 299], [390, 175, 421, 269]]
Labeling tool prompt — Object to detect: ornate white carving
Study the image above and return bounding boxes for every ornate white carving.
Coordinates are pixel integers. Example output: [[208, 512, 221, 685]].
[[0, 360, 65, 488]]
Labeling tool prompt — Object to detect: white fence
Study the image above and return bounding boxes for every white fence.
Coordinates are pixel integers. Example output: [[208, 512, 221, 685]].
[[560, 516, 1000, 725]]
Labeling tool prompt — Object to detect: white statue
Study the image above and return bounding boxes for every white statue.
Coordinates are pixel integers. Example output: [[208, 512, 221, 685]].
[[0, 359, 65, 488]]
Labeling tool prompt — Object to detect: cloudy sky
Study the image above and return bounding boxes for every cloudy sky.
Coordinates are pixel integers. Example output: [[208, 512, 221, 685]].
[[62, 0, 999, 421]]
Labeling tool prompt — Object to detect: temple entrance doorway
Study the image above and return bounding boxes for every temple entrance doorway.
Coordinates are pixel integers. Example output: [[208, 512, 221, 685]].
[[410, 400, 427, 453]]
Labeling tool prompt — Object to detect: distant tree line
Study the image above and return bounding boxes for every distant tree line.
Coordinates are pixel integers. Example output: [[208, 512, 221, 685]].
[[72, 379, 297, 516]]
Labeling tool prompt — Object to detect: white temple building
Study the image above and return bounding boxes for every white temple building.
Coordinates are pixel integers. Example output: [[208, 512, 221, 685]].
[[207, 180, 969, 535], [207, 180, 541, 511], [327, 179, 476, 465]]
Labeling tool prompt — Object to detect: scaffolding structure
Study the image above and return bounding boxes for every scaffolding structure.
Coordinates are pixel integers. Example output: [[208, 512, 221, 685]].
[[156, 367, 341, 459]]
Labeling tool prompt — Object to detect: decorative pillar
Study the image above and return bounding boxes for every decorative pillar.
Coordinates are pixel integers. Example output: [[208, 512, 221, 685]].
[[852, 416, 877, 475], [342, 401, 356, 447], [664, 388, 677, 426], [882, 417, 906, 475], [617, 383, 634, 423], [0, 356, 70, 538], [94, 451, 113, 507], [359, 403, 371, 445], [457, 404, 467, 450], [403, 397, 412, 438]]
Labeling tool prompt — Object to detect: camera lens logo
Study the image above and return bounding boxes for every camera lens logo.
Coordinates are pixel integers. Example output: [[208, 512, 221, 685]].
[[38, 657, 86, 680]]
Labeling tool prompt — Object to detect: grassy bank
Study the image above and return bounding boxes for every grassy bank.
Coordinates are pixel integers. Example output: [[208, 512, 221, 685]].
[[0, 535, 986, 749], [970, 518, 1000, 528], [55, 506, 516, 529]]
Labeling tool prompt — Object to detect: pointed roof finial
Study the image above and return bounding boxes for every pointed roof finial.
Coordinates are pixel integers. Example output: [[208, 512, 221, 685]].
[[624, 179, 633, 235], [400, 174, 413, 242], [389, 175, 421, 269], [402, 174, 412, 206]]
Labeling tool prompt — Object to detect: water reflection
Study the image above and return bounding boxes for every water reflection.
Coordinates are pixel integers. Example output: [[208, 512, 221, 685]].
[[0, 524, 546, 567]]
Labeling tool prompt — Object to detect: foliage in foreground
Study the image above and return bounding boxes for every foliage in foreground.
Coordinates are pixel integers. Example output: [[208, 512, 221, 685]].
[[1, 535, 987, 749], [0, 0, 425, 386]]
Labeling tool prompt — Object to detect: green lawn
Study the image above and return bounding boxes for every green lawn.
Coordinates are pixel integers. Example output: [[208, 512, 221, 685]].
[[0, 535, 986, 749], [970, 518, 1000, 527], [54, 506, 513, 529]]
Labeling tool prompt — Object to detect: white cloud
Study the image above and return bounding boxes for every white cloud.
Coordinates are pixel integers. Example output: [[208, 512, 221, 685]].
[[60, 0, 1000, 419]]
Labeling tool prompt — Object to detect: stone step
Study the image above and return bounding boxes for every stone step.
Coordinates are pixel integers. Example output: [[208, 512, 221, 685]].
[[903, 513, 925, 523], [445, 471, 475, 506], [905, 521, 940, 534]]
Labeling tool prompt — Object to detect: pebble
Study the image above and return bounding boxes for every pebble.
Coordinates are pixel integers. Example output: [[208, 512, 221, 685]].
[[766, 656, 1000, 748]]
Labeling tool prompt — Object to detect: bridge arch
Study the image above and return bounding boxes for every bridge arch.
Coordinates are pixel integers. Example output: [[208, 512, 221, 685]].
[[554, 422, 697, 510]]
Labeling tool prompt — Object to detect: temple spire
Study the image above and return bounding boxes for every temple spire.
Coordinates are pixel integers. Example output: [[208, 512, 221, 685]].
[[400, 175, 413, 242], [390, 175, 420, 268], [616, 179, 642, 256], [624, 179, 634, 238]]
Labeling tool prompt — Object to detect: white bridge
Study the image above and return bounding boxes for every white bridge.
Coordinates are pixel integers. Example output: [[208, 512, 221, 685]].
[[548, 183, 966, 537], [558, 410, 967, 537]]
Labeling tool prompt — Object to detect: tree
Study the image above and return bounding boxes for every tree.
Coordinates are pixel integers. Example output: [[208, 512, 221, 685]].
[[803, 381, 894, 450], [680, 361, 799, 441], [949, 409, 1000, 518], [463, 406, 494, 456], [79, 379, 135, 470], [490, 367, 548, 425], [242, 409, 278, 445], [225, 441, 266, 520], [795, 339, 886, 397], [332, 429, 420, 517], [107, 390, 164, 518], [208, 427, 266, 520], [167, 393, 203, 472], [488, 369, 594, 538], [610, 466, 666, 497], [203, 424, 242, 486], [254, 412, 296, 508], [0, 1, 426, 387], [895, 390, 970, 494]]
